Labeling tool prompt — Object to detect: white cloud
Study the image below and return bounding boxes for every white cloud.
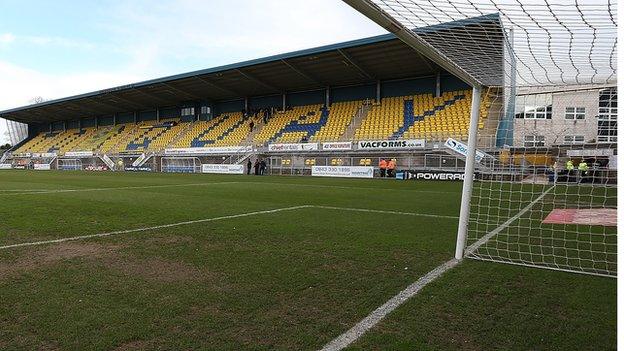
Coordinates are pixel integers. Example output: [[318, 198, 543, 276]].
[[0, 0, 386, 144], [0, 33, 15, 44]]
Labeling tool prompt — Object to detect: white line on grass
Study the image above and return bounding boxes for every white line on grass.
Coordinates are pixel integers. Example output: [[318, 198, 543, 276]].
[[320, 258, 459, 351], [0, 205, 455, 250], [0, 205, 312, 250], [464, 185, 555, 256], [0, 181, 460, 196], [313, 205, 458, 219], [319, 187, 554, 350], [0, 181, 241, 196], [244, 182, 460, 195]]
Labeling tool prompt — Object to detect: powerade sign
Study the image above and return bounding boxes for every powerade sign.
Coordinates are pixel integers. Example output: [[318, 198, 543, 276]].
[[357, 139, 424, 151], [415, 172, 465, 181], [398, 170, 469, 181], [444, 138, 485, 163]]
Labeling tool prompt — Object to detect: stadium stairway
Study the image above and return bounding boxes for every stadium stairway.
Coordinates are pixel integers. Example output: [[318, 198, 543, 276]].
[[339, 104, 371, 141], [244, 121, 264, 146]]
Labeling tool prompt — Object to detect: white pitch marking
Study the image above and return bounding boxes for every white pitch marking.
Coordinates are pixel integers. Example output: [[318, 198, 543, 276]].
[[313, 205, 459, 219], [319, 188, 554, 350], [320, 258, 459, 351], [0, 205, 312, 250], [0, 181, 241, 196], [464, 186, 555, 256], [244, 182, 460, 195]]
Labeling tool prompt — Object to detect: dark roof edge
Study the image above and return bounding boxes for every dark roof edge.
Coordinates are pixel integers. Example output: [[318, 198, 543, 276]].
[[0, 13, 501, 117]]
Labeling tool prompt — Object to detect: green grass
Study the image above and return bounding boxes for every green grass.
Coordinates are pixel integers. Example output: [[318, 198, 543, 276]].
[[0, 170, 616, 350]]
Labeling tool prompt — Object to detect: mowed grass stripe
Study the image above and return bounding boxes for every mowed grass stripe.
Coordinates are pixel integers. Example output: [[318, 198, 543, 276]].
[[0, 205, 457, 250], [0, 204, 457, 350]]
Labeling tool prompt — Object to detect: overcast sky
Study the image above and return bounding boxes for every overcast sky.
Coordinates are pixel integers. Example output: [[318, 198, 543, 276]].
[[0, 0, 386, 144]]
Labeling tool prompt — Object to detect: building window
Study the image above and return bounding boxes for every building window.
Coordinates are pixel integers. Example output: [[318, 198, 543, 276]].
[[200, 106, 211, 115], [598, 87, 617, 143], [181, 107, 195, 116], [514, 93, 553, 119], [563, 135, 585, 144], [564, 107, 586, 120], [524, 135, 545, 147]]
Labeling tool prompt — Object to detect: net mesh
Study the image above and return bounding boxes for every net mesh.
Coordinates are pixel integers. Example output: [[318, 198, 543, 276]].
[[347, 0, 617, 277]]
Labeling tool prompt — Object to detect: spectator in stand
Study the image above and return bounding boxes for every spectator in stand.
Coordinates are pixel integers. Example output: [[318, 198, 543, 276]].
[[247, 159, 252, 175], [254, 159, 260, 175], [387, 158, 396, 178], [260, 159, 267, 175], [249, 120, 255, 132], [378, 158, 387, 178]]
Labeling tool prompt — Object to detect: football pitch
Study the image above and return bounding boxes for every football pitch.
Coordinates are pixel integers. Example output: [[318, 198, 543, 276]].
[[0, 170, 615, 350]]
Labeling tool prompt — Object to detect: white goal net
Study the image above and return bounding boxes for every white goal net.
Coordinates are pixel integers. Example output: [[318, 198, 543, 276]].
[[344, 0, 617, 277], [161, 157, 202, 173]]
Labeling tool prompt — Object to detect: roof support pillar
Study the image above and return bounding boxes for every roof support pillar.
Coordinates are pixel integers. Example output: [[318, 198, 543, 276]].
[[134, 111, 138, 124], [95, 116, 99, 130], [49, 123, 52, 133], [376, 80, 381, 103], [244, 98, 249, 113], [79, 119, 82, 130], [325, 86, 330, 108], [436, 72, 441, 98], [282, 93, 286, 111], [63, 121, 67, 132], [156, 108, 160, 122], [113, 113, 117, 125]]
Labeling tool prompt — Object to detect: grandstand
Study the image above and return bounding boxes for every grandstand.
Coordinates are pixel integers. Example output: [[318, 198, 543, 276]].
[[0, 1, 617, 350], [1, 14, 506, 165], [8, 89, 496, 156]]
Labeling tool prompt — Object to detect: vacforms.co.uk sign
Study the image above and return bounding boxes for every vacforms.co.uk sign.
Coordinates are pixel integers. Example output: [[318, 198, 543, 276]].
[[357, 139, 425, 151]]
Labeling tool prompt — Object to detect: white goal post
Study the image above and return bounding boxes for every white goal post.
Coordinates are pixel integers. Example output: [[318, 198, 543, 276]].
[[343, 0, 617, 277]]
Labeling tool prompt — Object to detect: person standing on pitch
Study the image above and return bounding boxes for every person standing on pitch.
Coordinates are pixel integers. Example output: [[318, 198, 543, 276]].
[[260, 159, 267, 175], [247, 159, 252, 175], [254, 159, 260, 175], [387, 158, 396, 178], [379, 158, 387, 178]]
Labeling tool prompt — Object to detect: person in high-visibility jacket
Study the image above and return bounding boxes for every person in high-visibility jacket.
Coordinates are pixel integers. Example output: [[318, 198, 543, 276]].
[[566, 160, 574, 171], [565, 160, 575, 182], [378, 159, 387, 178], [387, 159, 397, 178], [578, 160, 589, 183]]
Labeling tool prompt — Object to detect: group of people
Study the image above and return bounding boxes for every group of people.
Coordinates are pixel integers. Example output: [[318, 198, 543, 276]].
[[247, 158, 267, 175], [245, 107, 274, 132], [378, 158, 397, 178], [550, 159, 592, 183]]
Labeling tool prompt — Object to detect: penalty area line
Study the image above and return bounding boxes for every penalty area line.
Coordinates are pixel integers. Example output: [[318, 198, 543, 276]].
[[0, 205, 454, 250], [0, 205, 312, 250], [0, 181, 241, 196], [319, 188, 555, 350]]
